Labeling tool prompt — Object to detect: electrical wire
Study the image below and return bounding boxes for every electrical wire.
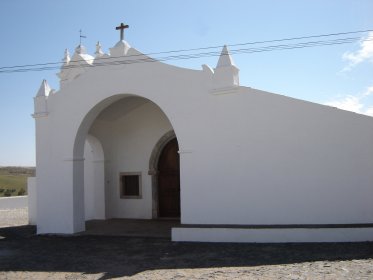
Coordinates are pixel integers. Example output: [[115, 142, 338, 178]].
[[0, 30, 371, 74], [1, 36, 370, 73]]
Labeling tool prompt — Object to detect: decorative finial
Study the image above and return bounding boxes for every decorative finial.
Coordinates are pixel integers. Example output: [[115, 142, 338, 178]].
[[36, 79, 52, 97], [63, 49, 70, 64], [75, 45, 87, 55], [115, 22, 129, 41], [216, 45, 236, 68], [95, 41, 104, 57]]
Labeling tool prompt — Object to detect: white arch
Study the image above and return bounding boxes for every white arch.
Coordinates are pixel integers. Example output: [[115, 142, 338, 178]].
[[72, 94, 137, 232], [72, 95, 180, 231], [35, 56, 195, 234]]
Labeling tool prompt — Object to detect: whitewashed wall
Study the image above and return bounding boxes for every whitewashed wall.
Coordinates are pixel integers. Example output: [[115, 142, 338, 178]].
[[0, 195, 28, 209], [32, 41, 373, 241], [180, 87, 373, 226], [27, 177, 37, 224]]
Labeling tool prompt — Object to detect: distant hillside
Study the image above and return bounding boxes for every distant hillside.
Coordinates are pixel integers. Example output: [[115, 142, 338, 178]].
[[0, 166, 35, 176], [0, 167, 35, 197]]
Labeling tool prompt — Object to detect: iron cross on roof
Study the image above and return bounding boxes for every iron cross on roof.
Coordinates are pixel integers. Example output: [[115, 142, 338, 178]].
[[79, 29, 86, 46], [116, 22, 129, 41]]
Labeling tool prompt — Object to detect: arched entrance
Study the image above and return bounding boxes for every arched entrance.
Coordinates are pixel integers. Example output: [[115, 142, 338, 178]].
[[72, 95, 180, 231], [157, 138, 180, 218]]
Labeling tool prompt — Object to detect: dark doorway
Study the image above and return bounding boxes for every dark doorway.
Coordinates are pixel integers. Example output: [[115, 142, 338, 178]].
[[157, 138, 180, 218]]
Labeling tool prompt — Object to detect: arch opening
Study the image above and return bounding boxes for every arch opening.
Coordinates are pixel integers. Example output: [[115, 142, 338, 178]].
[[73, 94, 180, 232]]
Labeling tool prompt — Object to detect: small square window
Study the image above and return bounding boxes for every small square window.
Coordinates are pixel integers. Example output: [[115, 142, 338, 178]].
[[120, 172, 142, 199]]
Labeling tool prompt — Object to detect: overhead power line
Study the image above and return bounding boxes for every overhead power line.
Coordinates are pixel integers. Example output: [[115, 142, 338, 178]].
[[2, 36, 371, 74], [1, 28, 372, 71], [0, 29, 372, 74]]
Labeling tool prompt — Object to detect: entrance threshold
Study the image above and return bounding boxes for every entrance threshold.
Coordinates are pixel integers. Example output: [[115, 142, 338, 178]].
[[83, 218, 180, 238]]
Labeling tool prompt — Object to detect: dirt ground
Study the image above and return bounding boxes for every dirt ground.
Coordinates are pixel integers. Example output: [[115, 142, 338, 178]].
[[1, 225, 373, 280]]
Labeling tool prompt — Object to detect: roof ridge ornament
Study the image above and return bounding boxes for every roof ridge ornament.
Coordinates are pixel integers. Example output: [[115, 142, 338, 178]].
[[36, 79, 52, 97], [79, 29, 87, 46], [95, 41, 104, 57], [74, 29, 87, 55], [63, 49, 70, 64], [216, 45, 236, 68], [110, 22, 131, 56], [115, 22, 129, 41], [211, 45, 240, 91]]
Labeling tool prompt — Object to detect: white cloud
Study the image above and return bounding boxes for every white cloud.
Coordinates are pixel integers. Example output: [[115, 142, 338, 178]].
[[342, 31, 373, 71], [324, 85, 373, 117], [363, 85, 373, 97], [325, 95, 363, 113], [332, 33, 373, 116], [365, 107, 373, 116]]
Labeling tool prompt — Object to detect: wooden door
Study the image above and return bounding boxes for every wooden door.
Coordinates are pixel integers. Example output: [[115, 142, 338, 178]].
[[158, 138, 180, 218]]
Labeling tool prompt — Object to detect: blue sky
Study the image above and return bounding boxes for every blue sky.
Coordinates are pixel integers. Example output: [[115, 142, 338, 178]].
[[0, 0, 373, 166]]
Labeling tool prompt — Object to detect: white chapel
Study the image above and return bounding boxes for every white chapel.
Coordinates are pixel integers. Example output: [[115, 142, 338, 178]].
[[28, 24, 373, 242]]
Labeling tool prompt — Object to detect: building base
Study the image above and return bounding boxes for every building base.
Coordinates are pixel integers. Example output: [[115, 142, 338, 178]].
[[172, 225, 373, 243]]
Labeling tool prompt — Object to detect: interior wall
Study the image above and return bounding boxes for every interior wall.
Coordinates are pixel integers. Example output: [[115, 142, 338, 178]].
[[89, 97, 173, 219]]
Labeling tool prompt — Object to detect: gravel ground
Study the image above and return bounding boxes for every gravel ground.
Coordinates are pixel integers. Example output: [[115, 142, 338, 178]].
[[1, 209, 373, 279]]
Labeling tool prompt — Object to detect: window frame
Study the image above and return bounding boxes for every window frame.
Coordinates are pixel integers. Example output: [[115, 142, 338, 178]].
[[119, 172, 142, 199]]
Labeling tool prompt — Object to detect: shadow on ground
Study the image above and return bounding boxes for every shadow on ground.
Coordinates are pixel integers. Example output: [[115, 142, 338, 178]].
[[1, 225, 373, 280]]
